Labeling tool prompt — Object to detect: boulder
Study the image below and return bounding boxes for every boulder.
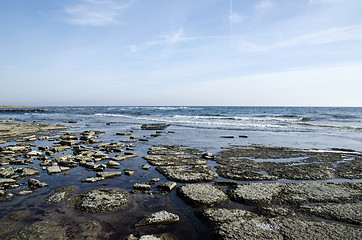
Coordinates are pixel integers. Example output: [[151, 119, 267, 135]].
[[47, 166, 62, 175]]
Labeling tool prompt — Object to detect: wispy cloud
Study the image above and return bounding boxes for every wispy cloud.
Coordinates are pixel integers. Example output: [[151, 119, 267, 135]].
[[130, 28, 187, 54], [237, 25, 362, 52], [64, 0, 130, 26]]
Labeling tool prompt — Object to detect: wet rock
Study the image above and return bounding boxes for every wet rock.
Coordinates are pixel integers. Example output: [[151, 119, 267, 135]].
[[301, 202, 362, 225], [220, 135, 234, 138], [336, 160, 362, 179], [0, 166, 16, 178], [14, 190, 33, 196], [124, 153, 139, 159], [199, 208, 257, 227], [0, 221, 18, 237], [47, 166, 62, 174], [216, 166, 278, 181], [124, 233, 176, 240], [135, 210, 179, 227], [107, 160, 120, 168], [20, 167, 39, 177], [28, 178, 47, 188], [268, 163, 334, 180], [228, 183, 286, 206], [260, 206, 296, 218], [116, 132, 132, 135], [156, 165, 218, 183], [158, 182, 177, 192], [45, 186, 77, 203], [81, 177, 105, 183], [141, 123, 170, 130], [143, 155, 207, 166], [142, 164, 151, 170], [0, 190, 13, 201], [14, 220, 66, 240], [7, 210, 30, 221], [148, 146, 205, 155], [96, 171, 122, 179], [75, 188, 129, 213], [282, 182, 362, 204], [202, 152, 214, 159], [277, 218, 361, 240], [177, 184, 229, 207], [228, 182, 362, 206], [134, 183, 151, 190], [124, 169, 137, 176], [0, 178, 17, 185]]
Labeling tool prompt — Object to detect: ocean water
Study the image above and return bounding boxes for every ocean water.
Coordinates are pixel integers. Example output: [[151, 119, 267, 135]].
[[0, 106, 361, 239], [3, 106, 362, 151]]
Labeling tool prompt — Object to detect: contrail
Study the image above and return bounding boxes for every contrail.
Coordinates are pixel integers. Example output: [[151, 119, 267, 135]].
[[230, 0, 233, 43]]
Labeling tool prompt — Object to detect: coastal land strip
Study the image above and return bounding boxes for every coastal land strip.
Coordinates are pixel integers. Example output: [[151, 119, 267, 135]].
[[0, 119, 361, 239]]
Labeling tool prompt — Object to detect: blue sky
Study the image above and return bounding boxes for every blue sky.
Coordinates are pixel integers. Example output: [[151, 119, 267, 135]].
[[0, 0, 361, 106]]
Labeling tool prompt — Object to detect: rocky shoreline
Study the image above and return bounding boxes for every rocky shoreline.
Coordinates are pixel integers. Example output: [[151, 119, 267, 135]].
[[0, 120, 361, 239]]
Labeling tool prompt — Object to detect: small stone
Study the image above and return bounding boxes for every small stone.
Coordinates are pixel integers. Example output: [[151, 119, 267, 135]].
[[82, 177, 105, 183], [124, 169, 137, 176], [142, 164, 151, 170], [47, 166, 62, 175], [107, 160, 120, 168], [134, 183, 151, 190], [14, 190, 33, 196], [158, 182, 177, 192], [135, 210, 179, 227], [96, 171, 122, 179], [28, 178, 47, 188], [21, 167, 40, 177], [116, 132, 132, 135]]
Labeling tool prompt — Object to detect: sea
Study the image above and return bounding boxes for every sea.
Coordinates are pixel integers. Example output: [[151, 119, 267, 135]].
[[2, 106, 362, 151], [0, 106, 361, 239]]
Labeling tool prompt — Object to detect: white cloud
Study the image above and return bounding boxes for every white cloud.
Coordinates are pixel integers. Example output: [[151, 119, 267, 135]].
[[130, 28, 187, 54], [237, 25, 362, 52], [64, 0, 129, 26]]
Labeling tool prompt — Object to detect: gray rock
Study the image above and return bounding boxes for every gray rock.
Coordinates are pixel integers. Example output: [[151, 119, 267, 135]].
[[158, 182, 177, 192], [20, 167, 40, 177], [107, 160, 120, 168], [96, 171, 122, 179], [216, 166, 278, 181], [28, 178, 47, 188], [14, 220, 66, 240], [45, 186, 77, 203], [157, 165, 218, 183], [228, 182, 362, 206], [81, 177, 105, 183], [75, 188, 129, 213], [47, 166, 62, 174], [0, 167, 16, 178], [301, 202, 362, 225], [268, 163, 334, 180], [0, 190, 13, 201], [200, 208, 257, 227], [134, 183, 151, 190], [124, 169, 137, 176], [228, 183, 285, 206], [143, 155, 207, 166], [142, 164, 151, 170], [135, 210, 179, 227], [141, 123, 170, 130], [14, 190, 33, 196], [0, 178, 17, 185], [177, 184, 229, 207]]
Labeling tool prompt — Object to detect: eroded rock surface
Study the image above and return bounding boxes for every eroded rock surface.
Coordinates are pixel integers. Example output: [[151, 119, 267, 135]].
[[135, 210, 179, 227], [75, 188, 129, 213], [177, 184, 228, 207], [157, 166, 218, 183]]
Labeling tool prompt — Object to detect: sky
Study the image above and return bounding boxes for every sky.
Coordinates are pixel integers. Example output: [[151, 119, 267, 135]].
[[0, 0, 362, 106]]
